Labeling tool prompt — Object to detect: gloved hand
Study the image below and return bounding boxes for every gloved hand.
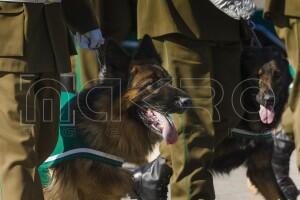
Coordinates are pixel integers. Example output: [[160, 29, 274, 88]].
[[132, 156, 172, 200], [75, 28, 104, 49]]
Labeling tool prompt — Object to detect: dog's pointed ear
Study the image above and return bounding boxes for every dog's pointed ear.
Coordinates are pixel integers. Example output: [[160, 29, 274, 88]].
[[133, 35, 161, 64], [100, 39, 130, 81]]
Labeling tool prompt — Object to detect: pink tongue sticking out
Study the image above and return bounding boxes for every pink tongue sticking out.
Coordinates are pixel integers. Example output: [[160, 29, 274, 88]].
[[259, 105, 275, 124], [147, 109, 178, 144]]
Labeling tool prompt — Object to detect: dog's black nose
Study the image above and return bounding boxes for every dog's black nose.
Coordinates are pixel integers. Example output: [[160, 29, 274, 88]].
[[177, 97, 192, 108], [264, 93, 275, 106]]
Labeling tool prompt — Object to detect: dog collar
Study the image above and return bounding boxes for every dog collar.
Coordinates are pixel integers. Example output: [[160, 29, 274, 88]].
[[230, 128, 273, 140]]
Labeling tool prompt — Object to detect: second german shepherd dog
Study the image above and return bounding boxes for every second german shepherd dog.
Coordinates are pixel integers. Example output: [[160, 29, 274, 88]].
[[45, 36, 191, 200], [212, 45, 293, 200]]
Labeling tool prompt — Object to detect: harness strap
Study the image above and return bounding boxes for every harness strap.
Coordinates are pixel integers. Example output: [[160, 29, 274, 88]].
[[44, 148, 138, 171]]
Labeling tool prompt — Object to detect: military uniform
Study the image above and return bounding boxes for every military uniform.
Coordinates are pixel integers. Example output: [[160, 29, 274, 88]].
[[264, 1, 300, 199], [265, 0, 300, 167], [78, 0, 136, 89], [138, 0, 243, 199], [0, 1, 97, 199]]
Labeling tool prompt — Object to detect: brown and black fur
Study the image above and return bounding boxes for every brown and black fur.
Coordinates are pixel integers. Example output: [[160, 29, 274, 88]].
[[211, 43, 293, 200], [45, 36, 190, 200]]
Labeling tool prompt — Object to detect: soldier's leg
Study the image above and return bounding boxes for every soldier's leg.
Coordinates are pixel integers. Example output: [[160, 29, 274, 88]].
[[35, 73, 60, 164], [211, 41, 243, 146], [276, 18, 300, 111], [272, 18, 300, 199], [0, 73, 44, 200], [294, 93, 300, 170], [287, 19, 300, 115], [158, 36, 214, 200], [289, 19, 300, 171], [276, 18, 300, 129], [154, 35, 242, 200], [275, 22, 298, 70]]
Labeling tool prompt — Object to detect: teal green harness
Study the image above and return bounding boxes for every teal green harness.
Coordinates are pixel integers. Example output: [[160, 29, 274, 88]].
[[42, 92, 125, 168], [38, 91, 137, 186], [289, 64, 296, 90], [289, 64, 296, 79]]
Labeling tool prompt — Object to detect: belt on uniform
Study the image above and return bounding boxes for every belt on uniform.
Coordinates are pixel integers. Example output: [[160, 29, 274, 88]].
[[0, 0, 61, 4]]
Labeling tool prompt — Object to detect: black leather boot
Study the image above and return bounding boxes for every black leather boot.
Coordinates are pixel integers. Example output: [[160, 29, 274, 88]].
[[132, 156, 172, 200], [272, 130, 299, 200]]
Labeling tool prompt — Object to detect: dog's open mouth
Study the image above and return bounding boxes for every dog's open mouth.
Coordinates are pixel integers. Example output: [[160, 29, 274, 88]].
[[138, 108, 178, 144], [259, 105, 275, 124]]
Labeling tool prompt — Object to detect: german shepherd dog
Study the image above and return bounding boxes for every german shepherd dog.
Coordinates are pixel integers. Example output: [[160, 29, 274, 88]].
[[45, 36, 190, 200], [211, 44, 293, 200]]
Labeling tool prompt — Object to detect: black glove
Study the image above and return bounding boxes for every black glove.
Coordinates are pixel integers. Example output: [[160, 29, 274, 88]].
[[272, 130, 299, 200], [133, 156, 172, 200]]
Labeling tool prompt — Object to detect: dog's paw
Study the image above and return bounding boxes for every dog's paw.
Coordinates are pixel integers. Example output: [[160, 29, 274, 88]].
[[247, 178, 258, 195]]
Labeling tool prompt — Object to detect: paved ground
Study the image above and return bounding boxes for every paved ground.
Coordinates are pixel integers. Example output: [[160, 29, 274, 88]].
[[143, 147, 300, 200], [214, 152, 300, 200]]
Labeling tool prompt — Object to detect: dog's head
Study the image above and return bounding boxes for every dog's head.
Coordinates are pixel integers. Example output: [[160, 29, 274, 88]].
[[102, 35, 191, 144], [241, 47, 292, 130], [256, 57, 292, 125]]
